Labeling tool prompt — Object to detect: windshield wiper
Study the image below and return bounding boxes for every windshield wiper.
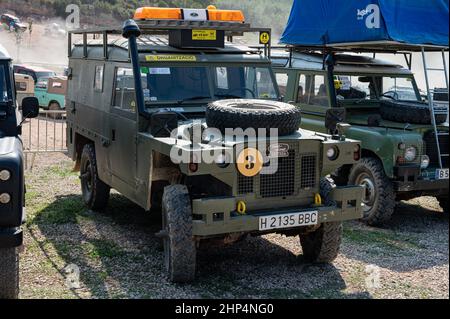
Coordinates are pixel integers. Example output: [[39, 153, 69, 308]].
[[177, 96, 211, 105]]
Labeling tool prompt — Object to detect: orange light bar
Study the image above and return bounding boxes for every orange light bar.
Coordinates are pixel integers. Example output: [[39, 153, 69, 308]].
[[134, 7, 182, 20], [208, 9, 245, 22]]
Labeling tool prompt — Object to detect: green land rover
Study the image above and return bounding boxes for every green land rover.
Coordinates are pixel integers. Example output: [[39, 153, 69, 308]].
[[273, 50, 449, 226], [66, 7, 363, 282]]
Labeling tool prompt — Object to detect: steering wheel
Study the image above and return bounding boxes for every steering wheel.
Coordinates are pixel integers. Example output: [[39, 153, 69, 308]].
[[381, 91, 399, 100]]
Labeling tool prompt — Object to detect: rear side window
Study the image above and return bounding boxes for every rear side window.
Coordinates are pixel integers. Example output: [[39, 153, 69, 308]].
[[275, 73, 289, 97], [297, 74, 328, 106], [113, 67, 136, 113], [94, 65, 104, 92]]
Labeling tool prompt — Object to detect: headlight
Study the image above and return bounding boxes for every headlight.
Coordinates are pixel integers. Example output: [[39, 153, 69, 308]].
[[404, 147, 417, 162], [0, 170, 11, 181], [421, 155, 430, 169], [326, 146, 339, 161]]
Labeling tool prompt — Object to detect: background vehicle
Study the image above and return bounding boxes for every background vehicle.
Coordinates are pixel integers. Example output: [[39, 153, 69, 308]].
[[14, 73, 34, 108], [0, 14, 27, 32], [34, 76, 67, 111], [66, 6, 364, 283], [275, 0, 449, 226], [0, 44, 39, 299], [13, 64, 56, 84]]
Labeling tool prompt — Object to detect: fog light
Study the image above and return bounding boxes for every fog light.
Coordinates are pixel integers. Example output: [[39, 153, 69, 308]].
[[0, 170, 11, 181], [188, 163, 199, 173], [421, 155, 430, 169], [0, 193, 11, 204]]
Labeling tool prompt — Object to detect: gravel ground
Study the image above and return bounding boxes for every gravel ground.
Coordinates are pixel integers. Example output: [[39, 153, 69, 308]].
[[18, 153, 449, 299]]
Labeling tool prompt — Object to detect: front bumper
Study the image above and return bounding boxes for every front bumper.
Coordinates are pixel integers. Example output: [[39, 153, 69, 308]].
[[393, 165, 449, 193], [192, 185, 363, 237]]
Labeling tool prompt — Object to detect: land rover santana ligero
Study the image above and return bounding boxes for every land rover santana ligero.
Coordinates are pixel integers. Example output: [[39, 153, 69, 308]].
[[273, 50, 449, 225], [66, 7, 363, 282], [0, 44, 39, 298]]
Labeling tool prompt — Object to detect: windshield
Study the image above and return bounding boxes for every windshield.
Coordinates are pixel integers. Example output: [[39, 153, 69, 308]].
[[335, 75, 420, 102], [36, 71, 56, 82], [0, 64, 11, 103], [140, 65, 279, 104]]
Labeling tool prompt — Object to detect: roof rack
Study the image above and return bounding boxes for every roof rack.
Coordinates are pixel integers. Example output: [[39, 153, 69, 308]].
[[68, 19, 272, 60]]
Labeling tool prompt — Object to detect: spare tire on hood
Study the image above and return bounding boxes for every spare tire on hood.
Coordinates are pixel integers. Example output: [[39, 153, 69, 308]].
[[206, 99, 302, 136], [380, 100, 447, 125]]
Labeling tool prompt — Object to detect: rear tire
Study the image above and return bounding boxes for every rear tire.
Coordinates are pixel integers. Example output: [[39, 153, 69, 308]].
[[0, 248, 19, 299], [80, 144, 110, 211], [300, 178, 343, 263], [348, 157, 395, 226], [161, 185, 196, 283]]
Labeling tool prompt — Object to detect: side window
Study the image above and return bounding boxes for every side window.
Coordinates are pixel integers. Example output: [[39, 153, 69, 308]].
[[113, 67, 136, 113], [94, 65, 104, 92], [275, 73, 288, 97], [298, 74, 327, 106], [17, 81, 27, 92]]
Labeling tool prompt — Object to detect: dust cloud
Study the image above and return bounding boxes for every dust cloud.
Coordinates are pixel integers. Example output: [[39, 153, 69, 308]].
[[0, 18, 68, 74]]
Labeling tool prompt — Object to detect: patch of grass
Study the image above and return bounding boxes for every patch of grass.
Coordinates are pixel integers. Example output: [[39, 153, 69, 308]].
[[83, 240, 126, 260], [343, 227, 423, 252], [45, 165, 77, 179], [29, 196, 86, 225]]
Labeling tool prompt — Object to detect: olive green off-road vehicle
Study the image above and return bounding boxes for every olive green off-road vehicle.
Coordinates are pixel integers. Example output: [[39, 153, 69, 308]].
[[66, 8, 363, 282], [273, 49, 449, 226]]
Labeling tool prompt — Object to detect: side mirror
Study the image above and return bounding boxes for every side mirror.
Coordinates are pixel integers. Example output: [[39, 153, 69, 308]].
[[21, 97, 39, 119], [325, 107, 346, 132]]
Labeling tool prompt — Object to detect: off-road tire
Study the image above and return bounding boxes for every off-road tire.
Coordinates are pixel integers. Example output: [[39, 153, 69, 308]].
[[0, 248, 19, 299], [206, 99, 302, 137], [348, 157, 395, 226], [300, 178, 342, 263], [437, 196, 449, 214], [48, 102, 61, 120], [80, 144, 110, 211], [380, 100, 447, 125], [162, 185, 196, 283]]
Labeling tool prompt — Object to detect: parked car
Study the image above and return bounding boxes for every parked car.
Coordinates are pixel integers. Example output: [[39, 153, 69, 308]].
[[14, 73, 35, 108], [0, 14, 27, 33], [34, 76, 67, 111], [0, 43, 39, 299], [66, 7, 364, 283], [13, 65, 56, 85], [272, 51, 449, 225]]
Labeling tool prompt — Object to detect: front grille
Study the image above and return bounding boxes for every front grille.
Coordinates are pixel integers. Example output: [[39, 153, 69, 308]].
[[260, 150, 296, 198], [300, 154, 317, 189], [236, 144, 318, 198], [424, 131, 449, 168], [238, 175, 254, 195]]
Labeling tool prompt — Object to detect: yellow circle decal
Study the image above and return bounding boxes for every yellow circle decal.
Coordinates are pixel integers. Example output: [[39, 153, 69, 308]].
[[237, 148, 263, 177], [259, 32, 270, 44]]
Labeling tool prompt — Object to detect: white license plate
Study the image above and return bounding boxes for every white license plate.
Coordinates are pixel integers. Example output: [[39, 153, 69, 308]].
[[436, 169, 450, 180], [259, 211, 318, 231]]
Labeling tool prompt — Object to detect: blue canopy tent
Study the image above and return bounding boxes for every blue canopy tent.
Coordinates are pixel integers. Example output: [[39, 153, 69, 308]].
[[280, 0, 449, 51]]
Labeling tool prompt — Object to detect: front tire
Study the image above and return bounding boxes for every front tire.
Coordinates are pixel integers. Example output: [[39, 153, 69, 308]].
[[80, 144, 110, 211], [0, 248, 19, 299], [300, 178, 343, 263], [161, 185, 196, 283], [48, 102, 61, 120]]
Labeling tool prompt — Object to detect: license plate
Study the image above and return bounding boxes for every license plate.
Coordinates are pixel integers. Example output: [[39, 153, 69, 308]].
[[436, 169, 449, 180], [259, 211, 318, 231]]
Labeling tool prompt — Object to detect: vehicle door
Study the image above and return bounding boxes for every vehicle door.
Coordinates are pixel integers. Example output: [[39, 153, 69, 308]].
[[34, 78, 49, 107], [108, 66, 138, 191]]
